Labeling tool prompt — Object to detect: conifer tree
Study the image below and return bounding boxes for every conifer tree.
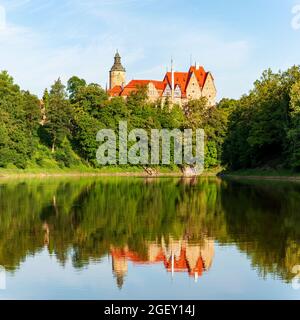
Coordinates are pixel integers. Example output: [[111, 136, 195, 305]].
[[44, 79, 73, 153]]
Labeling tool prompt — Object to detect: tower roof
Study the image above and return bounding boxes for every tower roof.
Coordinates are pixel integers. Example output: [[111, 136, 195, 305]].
[[110, 51, 126, 72]]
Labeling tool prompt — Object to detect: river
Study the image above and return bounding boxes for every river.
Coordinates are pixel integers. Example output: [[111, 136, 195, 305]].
[[0, 177, 299, 299]]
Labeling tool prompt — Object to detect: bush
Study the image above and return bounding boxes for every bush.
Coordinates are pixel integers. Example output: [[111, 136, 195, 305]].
[[54, 138, 82, 168]]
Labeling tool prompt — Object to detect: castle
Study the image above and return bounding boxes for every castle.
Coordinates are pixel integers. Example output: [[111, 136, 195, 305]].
[[108, 51, 217, 106]]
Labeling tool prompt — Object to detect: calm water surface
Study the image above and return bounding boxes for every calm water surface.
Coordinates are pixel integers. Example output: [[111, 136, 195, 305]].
[[0, 177, 300, 300]]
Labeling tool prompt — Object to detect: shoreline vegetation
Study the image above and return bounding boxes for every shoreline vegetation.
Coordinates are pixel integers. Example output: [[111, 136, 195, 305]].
[[2, 65, 300, 177], [2, 166, 300, 181], [0, 167, 221, 178], [0, 72, 227, 174], [220, 169, 300, 181]]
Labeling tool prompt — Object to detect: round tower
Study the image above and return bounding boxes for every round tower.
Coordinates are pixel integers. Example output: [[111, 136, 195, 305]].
[[109, 51, 126, 89]]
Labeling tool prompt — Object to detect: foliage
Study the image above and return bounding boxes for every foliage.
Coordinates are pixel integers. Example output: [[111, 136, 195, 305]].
[[43, 79, 73, 153], [0, 71, 40, 168], [0, 71, 228, 170], [222, 66, 300, 171]]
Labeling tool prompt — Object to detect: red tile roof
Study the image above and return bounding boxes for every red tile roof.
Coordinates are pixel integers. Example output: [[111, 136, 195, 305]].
[[126, 80, 151, 87], [188, 66, 207, 87], [108, 65, 209, 98], [107, 85, 123, 96], [164, 67, 207, 92], [118, 80, 165, 97], [163, 72, 189, 92]]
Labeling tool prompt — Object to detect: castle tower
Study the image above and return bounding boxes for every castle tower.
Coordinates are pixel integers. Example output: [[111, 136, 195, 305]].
[[110, 51, 126, 89]]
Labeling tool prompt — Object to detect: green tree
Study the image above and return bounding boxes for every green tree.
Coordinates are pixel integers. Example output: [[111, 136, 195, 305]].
[[67, 76, 87, 101], [287, 80, 300, 170], [0, 71, 40, 168], [44, 79, 73, 153], [223, 66, 300, 170], [184, 98, 228, 168], [72, 83, 108, 117]]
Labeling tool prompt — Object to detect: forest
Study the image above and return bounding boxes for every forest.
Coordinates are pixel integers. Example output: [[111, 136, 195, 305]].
[[0, 65, 300, 172]]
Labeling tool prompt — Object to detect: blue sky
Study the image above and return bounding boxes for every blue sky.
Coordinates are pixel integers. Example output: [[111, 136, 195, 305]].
[[0, 0, 300, 100]]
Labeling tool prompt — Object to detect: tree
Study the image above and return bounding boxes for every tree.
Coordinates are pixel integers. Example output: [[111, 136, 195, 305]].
[[287, 81, 300, 170], [44, 79, 73, 153], [126, 85, 148, 109], [72, 110, 104, 164], [67, 76, 87, 101], [72, 83, 108, 117], [184, 98, 228, 168], [22, 91, 41, 135], [0, 71, 41, 168], [222, 66, 300, 170]]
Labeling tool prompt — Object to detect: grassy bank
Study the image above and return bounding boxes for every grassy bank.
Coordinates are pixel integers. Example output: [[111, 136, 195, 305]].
[[0, 166, 164, 178], [0, 166, 222, 178], [220, 168, 300, 181]]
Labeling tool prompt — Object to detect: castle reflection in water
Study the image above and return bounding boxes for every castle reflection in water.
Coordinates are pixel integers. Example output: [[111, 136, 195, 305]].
[[1, 177, 299, 297], [110, 237, 215, 288]]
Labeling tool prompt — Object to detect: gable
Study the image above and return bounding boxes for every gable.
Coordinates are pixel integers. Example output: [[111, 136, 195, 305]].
[[163, 83, 172, 96], [174, 85, 182, 98], [202, 73, 216, 92], [186, 72, 202, 98], [188, 66, 207, 88]]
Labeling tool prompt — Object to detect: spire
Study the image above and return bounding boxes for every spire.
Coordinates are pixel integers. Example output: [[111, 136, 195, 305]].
[[111, 50, 126, 72], [194, 272, 199, 283], [171, 57, 174, 103], [171, 252, 175, 279]]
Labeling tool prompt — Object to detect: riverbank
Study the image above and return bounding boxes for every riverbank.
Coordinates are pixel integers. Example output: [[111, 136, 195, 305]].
[[220, 169, 300, 181], [0, 167, 221, 178], [2, 167, 300, 180]]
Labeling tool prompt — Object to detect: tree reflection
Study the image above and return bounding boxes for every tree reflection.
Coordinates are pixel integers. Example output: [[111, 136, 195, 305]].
[[0, 177, 299, 285]]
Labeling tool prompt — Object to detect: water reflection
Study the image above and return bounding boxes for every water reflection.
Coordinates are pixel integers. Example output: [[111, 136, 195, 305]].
[[111, 237, 214, 288], [0, 177, 300, 293]]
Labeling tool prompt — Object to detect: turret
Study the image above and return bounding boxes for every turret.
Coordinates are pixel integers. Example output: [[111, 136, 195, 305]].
[[109, 51, 126, 89]]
